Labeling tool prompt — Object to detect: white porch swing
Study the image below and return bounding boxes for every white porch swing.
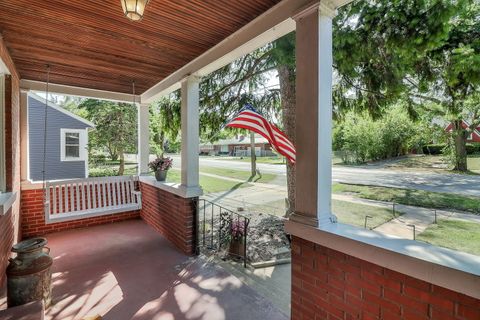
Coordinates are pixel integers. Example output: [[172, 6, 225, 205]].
[[42, 70, 141, 224]]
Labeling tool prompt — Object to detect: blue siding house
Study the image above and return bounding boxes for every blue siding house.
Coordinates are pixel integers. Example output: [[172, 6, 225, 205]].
[[28, 93, 94, 181]]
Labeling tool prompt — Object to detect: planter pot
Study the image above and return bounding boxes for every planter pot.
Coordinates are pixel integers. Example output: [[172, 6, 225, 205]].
[[155, 170, 168, 182], [228, 237, 245, 257]]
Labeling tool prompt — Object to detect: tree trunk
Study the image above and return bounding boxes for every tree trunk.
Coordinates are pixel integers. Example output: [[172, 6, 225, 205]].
[[452, 120, 468, 171], [108, 144, 118, 161], [118, 148, 125, 176], [278, 64, 296, 216], [250, 131, 257, 177]]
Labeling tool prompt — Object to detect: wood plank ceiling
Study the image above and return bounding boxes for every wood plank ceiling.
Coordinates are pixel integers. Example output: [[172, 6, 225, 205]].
[[0, 0, 281, 94]]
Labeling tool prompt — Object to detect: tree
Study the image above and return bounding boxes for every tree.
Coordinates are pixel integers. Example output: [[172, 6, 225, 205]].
[[333, 0, 478, 171], [414, 1, 480, 171], [79, 99, 137, 175]]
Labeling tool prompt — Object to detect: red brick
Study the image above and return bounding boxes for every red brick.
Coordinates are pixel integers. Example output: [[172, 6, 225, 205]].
[[457, 303, 480, 320], [290, 238, 480, 320]]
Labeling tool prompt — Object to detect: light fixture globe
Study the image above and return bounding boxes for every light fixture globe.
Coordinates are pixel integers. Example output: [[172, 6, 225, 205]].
[[121, 0, 150, 21]]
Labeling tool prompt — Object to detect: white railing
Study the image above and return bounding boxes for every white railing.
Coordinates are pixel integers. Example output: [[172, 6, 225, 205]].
[[44, 175, 142, 224]]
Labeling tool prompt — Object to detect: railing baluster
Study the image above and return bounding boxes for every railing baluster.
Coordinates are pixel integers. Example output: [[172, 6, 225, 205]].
[[92, 181, 97, 209], [107, 180, 112, 206], [58, 184, 63, 214], [76, 183, 80, 211], [102, 179, 107, 208], [112, 181, 118, 206], [81, 182, 86, 211], [122, 180, 127, 205], [86, 181, 91, 210], [52, 185, 57, 215]]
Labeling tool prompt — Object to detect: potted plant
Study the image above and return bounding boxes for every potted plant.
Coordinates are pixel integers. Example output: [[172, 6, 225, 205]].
[[228, 220, 247, 257], [148, 155, 173, 182]]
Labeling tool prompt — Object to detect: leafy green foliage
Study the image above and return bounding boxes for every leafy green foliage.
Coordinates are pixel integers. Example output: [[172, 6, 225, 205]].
[[79, 99, 137, 174], [335, 107, 428, 163]]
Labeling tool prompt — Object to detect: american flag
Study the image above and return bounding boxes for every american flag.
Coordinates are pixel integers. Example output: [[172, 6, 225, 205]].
[[226, 104, 296, 164]]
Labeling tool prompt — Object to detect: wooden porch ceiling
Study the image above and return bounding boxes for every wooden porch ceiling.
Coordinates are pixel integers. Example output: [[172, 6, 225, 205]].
[[0, 0, 280, 94]]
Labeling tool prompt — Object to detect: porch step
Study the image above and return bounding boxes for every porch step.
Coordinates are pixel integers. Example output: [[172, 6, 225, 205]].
[[0, 301, 44, 320]]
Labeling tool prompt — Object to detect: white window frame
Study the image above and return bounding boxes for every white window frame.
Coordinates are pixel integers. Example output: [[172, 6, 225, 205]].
[[0, 74, 5, 193], [60, 128, 87, 162]]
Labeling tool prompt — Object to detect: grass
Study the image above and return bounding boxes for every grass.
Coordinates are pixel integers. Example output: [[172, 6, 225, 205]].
[[214, 156, 286, 165], [417, 219, 480, 256], [332, 183, 480, 214], [199, 166, 277, 183], [468, 155, 480, 172], [391, 155, 480, 174], [89, 165, 252, 194], [154, 169, 251, 194], [332, 199, 398, 229], [255, 198, 397, 229]]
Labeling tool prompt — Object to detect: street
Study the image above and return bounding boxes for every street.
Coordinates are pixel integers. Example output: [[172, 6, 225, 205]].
[[168, 155, 480, 197]]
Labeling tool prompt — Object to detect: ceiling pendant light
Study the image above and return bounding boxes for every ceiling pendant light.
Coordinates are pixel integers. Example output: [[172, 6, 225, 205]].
[[121, 0, 150, 21]]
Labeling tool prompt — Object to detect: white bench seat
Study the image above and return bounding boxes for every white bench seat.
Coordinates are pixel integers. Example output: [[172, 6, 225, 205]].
[[44, 176, 141, 224]]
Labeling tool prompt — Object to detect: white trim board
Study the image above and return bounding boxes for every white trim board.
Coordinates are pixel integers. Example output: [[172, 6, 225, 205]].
[[21, 79, 140, 104]]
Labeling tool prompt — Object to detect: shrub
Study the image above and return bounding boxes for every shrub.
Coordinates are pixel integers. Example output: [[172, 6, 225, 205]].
[[88, 167, 118, 177], [338, 107, 421, 163]]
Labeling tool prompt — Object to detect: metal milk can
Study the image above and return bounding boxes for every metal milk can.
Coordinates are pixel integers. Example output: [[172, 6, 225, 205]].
[[6, 237, 53, 308]]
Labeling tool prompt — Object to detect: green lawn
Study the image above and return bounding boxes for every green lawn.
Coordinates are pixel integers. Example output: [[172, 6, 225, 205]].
[[390, 155, 480, 174], [213, 156, 286, 165], [157, 168, 252, 194], [332, 199, 397, 229], [417, 219, 480, 256], [468, 155, 480, 172], [256, 198, 397, 229], [199, 166, 277, 183], [332, 183, 480, 214]]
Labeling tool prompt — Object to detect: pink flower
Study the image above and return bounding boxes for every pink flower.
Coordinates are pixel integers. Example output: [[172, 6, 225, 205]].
[[148, 155, 173, 172]]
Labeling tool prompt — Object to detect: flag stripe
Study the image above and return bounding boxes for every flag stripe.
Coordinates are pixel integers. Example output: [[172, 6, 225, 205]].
[[226, 106, 296, 163]]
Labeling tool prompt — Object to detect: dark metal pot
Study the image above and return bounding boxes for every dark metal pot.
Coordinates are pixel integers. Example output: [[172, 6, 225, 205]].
[[7, 237, 53, 308], [155, 170, 168, 181]]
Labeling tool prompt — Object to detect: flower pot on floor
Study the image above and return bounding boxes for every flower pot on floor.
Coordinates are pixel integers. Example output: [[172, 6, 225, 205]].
[[155, 170, 168, 182], [229, 237, 245, 257]]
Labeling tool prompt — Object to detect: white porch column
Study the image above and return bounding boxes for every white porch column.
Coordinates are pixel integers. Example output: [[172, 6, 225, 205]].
[[180, 76, 200, 190], [20, 89, 29, 182], [290, 3, 336, 227], [137, 103, 150, 175]]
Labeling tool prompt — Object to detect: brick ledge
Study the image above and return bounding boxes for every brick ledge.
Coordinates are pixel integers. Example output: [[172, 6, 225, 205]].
[[285, 220, 480, 300]]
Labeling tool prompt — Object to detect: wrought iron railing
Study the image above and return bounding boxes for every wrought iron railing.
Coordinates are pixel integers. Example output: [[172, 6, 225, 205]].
[[196, 198, 250, 267]]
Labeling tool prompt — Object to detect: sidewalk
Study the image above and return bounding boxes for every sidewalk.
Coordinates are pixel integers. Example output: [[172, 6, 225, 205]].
[[333, 194, 480, 239], [201, 171, 480, 239]]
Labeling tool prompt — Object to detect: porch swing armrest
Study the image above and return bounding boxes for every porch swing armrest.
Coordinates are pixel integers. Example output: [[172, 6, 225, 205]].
[[132, 191, 142, 209]]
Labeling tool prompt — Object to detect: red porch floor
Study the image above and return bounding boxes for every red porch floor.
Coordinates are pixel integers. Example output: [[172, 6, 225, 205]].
[[3, 220, 288, 320]]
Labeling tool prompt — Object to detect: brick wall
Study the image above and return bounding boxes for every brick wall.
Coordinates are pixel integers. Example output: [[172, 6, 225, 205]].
[[139, 182, 197, 255], [0, 38, 21, 288], [21, 188, 140, 237], [291, 236, 480, 320]]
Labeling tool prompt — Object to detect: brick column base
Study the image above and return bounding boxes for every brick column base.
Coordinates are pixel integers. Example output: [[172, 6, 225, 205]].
[[139, 182, 197, 255], [291, 236, 480, 320]]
